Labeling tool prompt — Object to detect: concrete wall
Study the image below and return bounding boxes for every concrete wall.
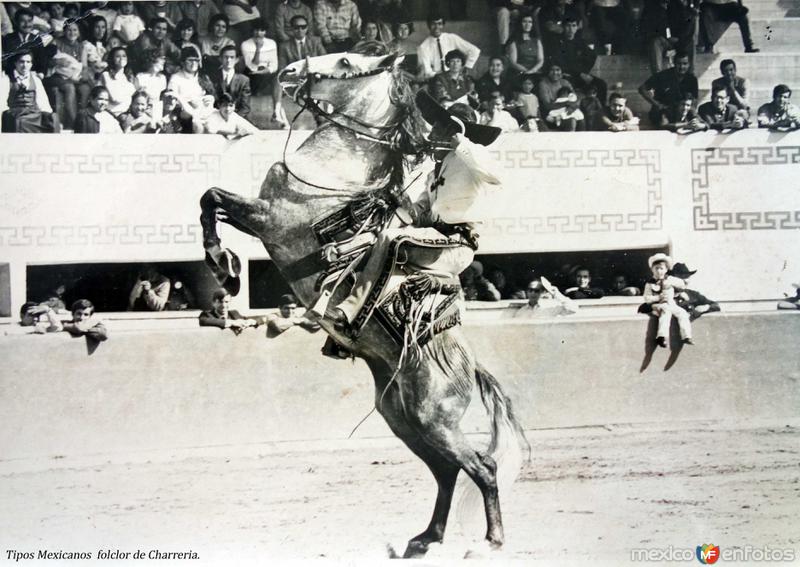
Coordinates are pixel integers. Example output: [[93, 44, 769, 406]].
[[2, 312, 797, 460]]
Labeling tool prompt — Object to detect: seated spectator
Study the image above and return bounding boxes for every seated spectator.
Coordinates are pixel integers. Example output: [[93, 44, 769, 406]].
[[131, 17, 181, 75], [431, 49, 470, 103], [565, 266, 604, 299], [551, 16, 607, 102], [495, 0, 539, 47], [487, 268, 527, 300], [429, 78, 454, 107], [777, 283, 800, 310], [1, 51, 61, 133], [606, 273, 641, 296], [642, 253, 691, 347], [58, 299, 109, 342], [47, 19, 86, 130], [638, 50, 698, 126], [79, 15, 110, 108], [537, 62, 574, 115], [88, 2, 119, 28], [73, 85, 121, 132], [19, 301, 63, 333], [670, 262, 720, 320], [697, 86, 749, 131], [139, 1, 181, 32], [355, 20, 387, 49], [710, 59, 749, 113], [514, 277, 578, 317], [660, 93, 706, 133], [588, 0, 631, 55], [387, 19, 417, 75], [168, 46, 217, 133], [166, 280, 196, 311], [580, 83, 605, 130], [128, 265, 170, 311], [538, 0, 587, 56], [506, 13, 544, 78], [274, 0, 315, 44], [101, 46, 136, 117], [157, 89, 189, 133], [464, 75, 482, 112], [314, 0, 362, 54], [461, 261, 501, 301], [476, 56, 515, 110], [199, 288, 260, 333], [278, 14, 327, 71], [2, 7, 57, 77], [46, 2, 67, 37], [112, 1, 146, 44], [211, 45, 252, 119], [267, 294, 321, 337], [134, 50, 168, 111], [173, 18, 203, 59], [510, 74, 543, 129], [602, 92, 640, 131], [205, 92, 259, 138], [357, 0, 405, 44], [416, 14, 480, 82], [480, 91, 520, 131], [118, 90, 157, 133], [699, 0, 759, 53], [545, 86, 584, 131], [180, 0, 221, 42], [638, 0, 697, 74], [222, 0, 262, 45], [200, 14, 236, 75], [757, 84, 800, 131]]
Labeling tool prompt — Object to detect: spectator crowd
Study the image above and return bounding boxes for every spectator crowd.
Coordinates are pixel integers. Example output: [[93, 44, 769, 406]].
[[2, 0, 798, 134]]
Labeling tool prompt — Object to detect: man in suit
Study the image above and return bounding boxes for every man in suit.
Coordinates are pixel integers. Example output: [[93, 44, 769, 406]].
[[211, 45, 252, 119], [278, 14, 326, 69]]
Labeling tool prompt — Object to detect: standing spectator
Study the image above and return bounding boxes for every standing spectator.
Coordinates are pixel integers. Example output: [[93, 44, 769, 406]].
[[638, 0, 698, 74], [278, 14, 327, 68], [2, 7, 56, 76], [699, 0, 759, 53], [588, 0, 631, 54], [200, 14, 236, 75], [135, 50, 168, 111], [117, 90, 156, 133], [697, 86, 748, 130], [475, 56, 515, 109], [139, 1, 182, 31], [514, 277, 578, 317], [510, 74, 542, 128], [313, 0, 362, 53], [756, 84, 800, 130], [431, 49, 470, 103], [0, 51, 61, 133], [128, 265, 170, 311], [211, 45, 252, 119], [479, 91, 520, 131], [179, 0, 221, 41], [537, 61, 574, 114], [637, 50, 698, 126], [112, 1, 146, 44], [494, 0, 540, 48], [173, 18, 203, 59], [506, 12, 544, 78], [601, 92, 639, 131], [660, 93, 706, 132], [48, 19, 86, 130], [710, 59, 749, 113], [267, 294, 321, 337], [100, 46, 136, 117], [274, 0, 315, 43], [131, 17, 182, 74], [416, 14, 480, 81], [73, 85, 121, 132], [643, 253, 692, 347], [199, 288, 260, 332], [565, 267, 604, 299], [206, 92, 260, 137], [551, 16, 607, 102], [223, 0, 261, 45]]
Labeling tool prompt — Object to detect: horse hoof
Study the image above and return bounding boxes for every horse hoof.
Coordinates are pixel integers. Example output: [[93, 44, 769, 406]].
[[463, 539, 501, 559], [223, 276, 241, 297], [402, 540, 429, 559]]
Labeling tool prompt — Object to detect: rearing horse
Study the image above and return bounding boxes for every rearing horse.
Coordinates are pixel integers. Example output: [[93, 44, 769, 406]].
[[199, 51, 528, 557]]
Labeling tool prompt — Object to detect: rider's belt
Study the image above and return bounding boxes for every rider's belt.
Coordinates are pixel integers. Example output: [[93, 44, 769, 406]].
[[433, 221, 479, 251]]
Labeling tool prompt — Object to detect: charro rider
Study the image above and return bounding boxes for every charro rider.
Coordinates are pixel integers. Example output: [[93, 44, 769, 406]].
[[328, 91, 502, 337]]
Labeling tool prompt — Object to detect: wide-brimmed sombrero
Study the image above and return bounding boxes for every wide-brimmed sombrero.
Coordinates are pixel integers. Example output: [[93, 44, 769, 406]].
[[415, 90, 501, 146]]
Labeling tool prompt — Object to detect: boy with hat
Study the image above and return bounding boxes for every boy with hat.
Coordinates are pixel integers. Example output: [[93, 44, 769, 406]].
[[670, 262, 720, 320], [643, 253, 692, 347]]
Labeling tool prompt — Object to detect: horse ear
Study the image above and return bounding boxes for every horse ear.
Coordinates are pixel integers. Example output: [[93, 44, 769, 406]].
[[381, 53, 404, 70]]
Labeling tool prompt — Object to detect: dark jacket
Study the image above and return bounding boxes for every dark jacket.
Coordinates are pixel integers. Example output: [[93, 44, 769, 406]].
[[210, 70, 252, 118]]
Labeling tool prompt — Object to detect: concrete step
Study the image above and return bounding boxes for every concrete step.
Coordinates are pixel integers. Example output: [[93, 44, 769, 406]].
[[716, 18, 800, 50]]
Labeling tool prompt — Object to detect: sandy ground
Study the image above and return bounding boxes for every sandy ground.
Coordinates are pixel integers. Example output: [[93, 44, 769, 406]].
[[1, 420, 798, 567]]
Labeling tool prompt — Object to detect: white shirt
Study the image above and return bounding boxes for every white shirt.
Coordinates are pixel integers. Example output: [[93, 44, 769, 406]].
[[94, 110, 123, 133], [0, 71, 53, 113], [102, 70, 136, 117], [417, 32, 480, 80], [112, 14, 146, 44], [135, 72, 167, 107], [240, 37, 278, 74], [205, 109, 259, 136], [480, 109, 520, 132]]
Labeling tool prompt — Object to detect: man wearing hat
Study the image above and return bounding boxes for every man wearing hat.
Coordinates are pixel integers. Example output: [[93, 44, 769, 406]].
[[268, 293, 320, 337], [643, 253, 692, 347], [328, 91, 502, 335], [670, 262, 720, 320]]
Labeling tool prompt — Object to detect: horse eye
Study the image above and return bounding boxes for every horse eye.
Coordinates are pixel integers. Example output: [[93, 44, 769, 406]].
[[340, 58, 350, 67]]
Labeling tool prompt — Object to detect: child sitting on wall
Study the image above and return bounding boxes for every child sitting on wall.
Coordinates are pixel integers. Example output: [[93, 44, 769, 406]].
[[643, 253, 692, 347]]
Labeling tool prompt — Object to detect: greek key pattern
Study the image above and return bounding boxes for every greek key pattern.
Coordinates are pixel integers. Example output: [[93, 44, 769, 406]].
[[0, 224, 201, 247], [0, 153, 221, 179], [691, 146, 800, 230], [489, 147, 662, 234]]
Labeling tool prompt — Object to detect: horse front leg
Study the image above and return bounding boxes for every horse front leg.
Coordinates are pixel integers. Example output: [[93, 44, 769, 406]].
[[199, 187, 270, 296]]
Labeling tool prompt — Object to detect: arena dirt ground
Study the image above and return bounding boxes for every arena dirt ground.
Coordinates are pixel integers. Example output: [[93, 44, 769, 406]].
[[1, 420, 798, 566]]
